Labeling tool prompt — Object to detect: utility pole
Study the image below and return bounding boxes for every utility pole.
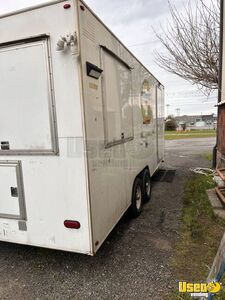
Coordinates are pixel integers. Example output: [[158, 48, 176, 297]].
[[166, 104, 170, 117], [176, 108, 181, 116]]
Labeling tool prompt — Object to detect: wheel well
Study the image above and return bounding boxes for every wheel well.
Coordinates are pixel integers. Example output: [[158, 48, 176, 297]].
[[130, 166, 151, 203], [137, 166, 150, 179]]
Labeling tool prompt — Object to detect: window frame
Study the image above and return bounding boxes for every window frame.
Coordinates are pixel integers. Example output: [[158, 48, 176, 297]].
[[100, 46, 134, 148], [0, 35, 59, 156]]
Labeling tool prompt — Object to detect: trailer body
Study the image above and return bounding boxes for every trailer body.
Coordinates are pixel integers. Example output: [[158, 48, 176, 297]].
[[0, 0, 164, 255]]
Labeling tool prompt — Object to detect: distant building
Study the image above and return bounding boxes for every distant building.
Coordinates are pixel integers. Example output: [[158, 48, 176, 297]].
[[175, 114, 217, 127]]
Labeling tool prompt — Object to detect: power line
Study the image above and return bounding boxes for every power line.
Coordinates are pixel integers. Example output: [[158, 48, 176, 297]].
[[168, 102, 216, 107], [127, 40, 158, 48], [168, 99, 217, 103]]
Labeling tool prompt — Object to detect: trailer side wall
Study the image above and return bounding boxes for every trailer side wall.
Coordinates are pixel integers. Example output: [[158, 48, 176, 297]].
[[77, 1, 164, 252], [0, 1, 92, 254]]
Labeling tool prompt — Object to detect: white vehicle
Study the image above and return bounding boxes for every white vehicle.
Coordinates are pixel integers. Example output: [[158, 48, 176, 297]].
[[0, 0, 164, 255]]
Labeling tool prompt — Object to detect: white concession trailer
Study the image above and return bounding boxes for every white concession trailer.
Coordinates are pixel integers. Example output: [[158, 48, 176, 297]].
[[0, 0, 164, 255]]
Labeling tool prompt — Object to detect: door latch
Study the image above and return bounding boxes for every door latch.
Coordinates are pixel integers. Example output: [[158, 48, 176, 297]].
[[1, 141, 10, 150], [10, 187, 18, 197]]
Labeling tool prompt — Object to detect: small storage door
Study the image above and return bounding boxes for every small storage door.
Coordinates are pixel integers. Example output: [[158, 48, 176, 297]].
[[0, 162, 26, 220]]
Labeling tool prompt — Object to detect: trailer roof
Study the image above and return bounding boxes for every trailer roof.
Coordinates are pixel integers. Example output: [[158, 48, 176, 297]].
[[0, 0, 163, 87], [79, 0, 163, 87], [0, 0, 65, 19]]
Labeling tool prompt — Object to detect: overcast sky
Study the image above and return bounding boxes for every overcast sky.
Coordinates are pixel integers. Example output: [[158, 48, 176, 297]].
[[0, 0, 218, 116]]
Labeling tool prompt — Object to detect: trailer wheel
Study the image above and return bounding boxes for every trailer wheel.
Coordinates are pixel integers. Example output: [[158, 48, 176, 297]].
[[129, 177, 143, 218], [142, 169, 152, 203]]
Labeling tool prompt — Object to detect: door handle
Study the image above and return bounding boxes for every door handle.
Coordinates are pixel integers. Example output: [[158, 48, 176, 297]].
[[140, 140, 148, 147]]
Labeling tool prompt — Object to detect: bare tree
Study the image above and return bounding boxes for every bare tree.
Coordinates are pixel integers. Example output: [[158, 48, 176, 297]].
[[154, 0, 220, 93]]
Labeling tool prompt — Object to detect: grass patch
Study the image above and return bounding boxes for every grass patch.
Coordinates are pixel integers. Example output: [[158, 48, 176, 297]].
[[165, 130, 216, 140], [214, 274, 225, 299], [165, 130, 216, 134], [202, 152, 213, 162], [165, 175, 225, 299]]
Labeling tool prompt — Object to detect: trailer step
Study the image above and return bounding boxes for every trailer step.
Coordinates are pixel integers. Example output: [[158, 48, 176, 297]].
[[216, 168, 225, 182], [215, 186, 225, 205]]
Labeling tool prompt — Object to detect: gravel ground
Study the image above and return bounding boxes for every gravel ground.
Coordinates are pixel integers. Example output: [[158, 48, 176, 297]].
[[0, 137, 216, 300]]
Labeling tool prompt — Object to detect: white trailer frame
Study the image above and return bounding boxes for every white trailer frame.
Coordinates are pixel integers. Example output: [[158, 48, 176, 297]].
[[0, 0, 164, 255]]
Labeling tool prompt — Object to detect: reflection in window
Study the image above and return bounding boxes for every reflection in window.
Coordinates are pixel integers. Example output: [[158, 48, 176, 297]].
[[102, 50, 133, 145], [141, 80, 153, 125]]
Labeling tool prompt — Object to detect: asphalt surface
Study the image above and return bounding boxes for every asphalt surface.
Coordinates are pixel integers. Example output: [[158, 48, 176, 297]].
[[0, 137, 216, 300]]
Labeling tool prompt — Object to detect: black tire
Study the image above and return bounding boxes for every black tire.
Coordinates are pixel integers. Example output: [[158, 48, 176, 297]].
[[129, 177, 143, 218], [142, 169, 152, 203]]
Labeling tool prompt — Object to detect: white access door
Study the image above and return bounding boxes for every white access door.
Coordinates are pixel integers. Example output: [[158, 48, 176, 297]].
[[0, 162, 26, 219], [156, 86, 165, 162], [101, 47, 133, 146], [0, 36, 58, 154]]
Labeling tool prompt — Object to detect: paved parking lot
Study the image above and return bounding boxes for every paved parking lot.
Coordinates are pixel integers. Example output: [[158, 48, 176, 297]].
[[0, 138, 216, 300]]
